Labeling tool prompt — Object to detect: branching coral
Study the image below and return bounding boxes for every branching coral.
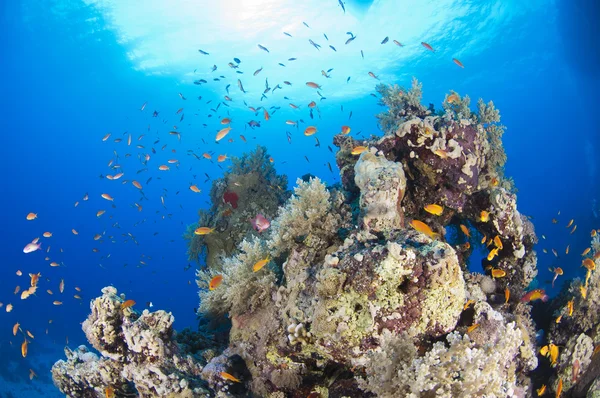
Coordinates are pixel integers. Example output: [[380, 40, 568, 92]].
[[197, 236, 276, 317], [267, 177, 348, 256], [376, 77, 429, 133]]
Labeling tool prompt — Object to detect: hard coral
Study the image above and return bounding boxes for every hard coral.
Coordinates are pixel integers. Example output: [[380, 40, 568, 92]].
[[52, 286, 208, 397]]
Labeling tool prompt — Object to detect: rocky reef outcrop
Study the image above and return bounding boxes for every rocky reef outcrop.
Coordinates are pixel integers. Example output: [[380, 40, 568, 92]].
[[53, 80, 599, 397]]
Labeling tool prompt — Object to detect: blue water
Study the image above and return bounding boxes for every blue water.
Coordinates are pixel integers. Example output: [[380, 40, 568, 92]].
[[1, 0, 599, 396]]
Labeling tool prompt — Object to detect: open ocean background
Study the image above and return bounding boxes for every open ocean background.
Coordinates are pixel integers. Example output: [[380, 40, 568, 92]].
[[1, 0, 599, 396]]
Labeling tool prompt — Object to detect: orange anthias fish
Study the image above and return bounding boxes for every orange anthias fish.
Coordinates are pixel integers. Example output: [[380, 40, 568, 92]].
[[351, 146, 368, 155], [13, 322, 20, 336], [209, 275, 223, 291], [217, 155, 228, 162], [521, 289, 549, 302], [132, 181, 142, 189], [105, 386, 115, 398], [253, 256, 270, 272], [304, 126, 317, 136], [556, 378, 562, 397], [504, 288, 510, 304], [158, 165, 170, 171], [26, 213, 37, 221], [424, 204, 443, 216], [409, 220, 439, 239], [460, 224, 470, 238], [536, 385, 546, 396], [582, 258, 596, 271], [21, 338, 29, 357], [263, 109, 270, 121], [341, 125, 351, 135], [421, 42, 434, 52], [216, 127, 232, 141], [480, 210, 490, 222], [550, 267, 563, 287], [220, 117, 231, 125], [491, 268, 506, 279], [101, 193, 114, 201], [121, 299, 136, 309], [194, 227, 214, 235], [306, 82, 321, 89], [189, 185, 201, 193], [452, 58, 464, 68], [220, 371, 241, 383]]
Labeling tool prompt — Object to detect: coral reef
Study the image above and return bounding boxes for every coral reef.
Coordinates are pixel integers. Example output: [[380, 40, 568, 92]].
[[52, 286, 209, 397], [54, 80, 572, 397], [184, 145, 289, 268]]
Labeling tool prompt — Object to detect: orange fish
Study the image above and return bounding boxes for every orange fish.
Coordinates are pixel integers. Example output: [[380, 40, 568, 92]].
[[96, 210, 106, 217], [421, 42, 434, 52], [566, 219, 574, 228], [567, 299, 574, 316], [409, 220, 438, 239], [59, 279, 64, 293], [202, 153, 212, 160], [167, 159, 178, 164], [581, 247, 591, 256], [263, 109, 270, 121], [217, 155, 228, 162], [105, 387, 115, 398], [341, 125, 351, 135], [13, 322, 20, 336], [491, 268, 506, 278], [101, 193, 114, 201], [452, 58, 464, 68], [216, 127, 232, 141], [253, 256, 270, 272], [194, 227, 214, 235], [189, 185, 201, 193], [26, 213, 37, 221], [424, 204, 443, 216], [351, 146, 368, 155], [306, 82, 321, 89], [550, 267, 563, 287], [158, 165, 170, 171], [433, 149, 449, 158], [556, 378, 562, 397], [220, 371, 241, 383], [102, 133, 111, 141], [582, 258, 596, 270], [493, 235, 503, 249], [43, 232, 52, 238], [29, 368, 37, 380], [463, 299, 475, 310], [536, 385, 546, 396], [21, 338, 28, 357], [121, 299, 136, 309], [132, 181, 142, 189], [53, 301, 63, 305], [446, 93, 459, 104], [308, 101, 316, 108], [460, 224, 470, 238], [480, 211, 490, 222], [467, 323, 480, 333], [304, 126, 317, 136], [209, 275, 223, 290], [221, 117, 231, 125], [504, 288, 510, 304], [239, 135, 247, 143]]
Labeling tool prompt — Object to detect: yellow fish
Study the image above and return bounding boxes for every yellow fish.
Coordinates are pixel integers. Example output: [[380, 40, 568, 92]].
[[493, 235, 503, 250], [409, 220, 439, 239], [194, 227, 215, 235], [216, 127, 232, 142], [480, 210, 490, 222], [253, 256, 270, 272], [424, 204, 443, 216], [351, 146, 369, 155], [460, 224, 470, 237], [220, 371, 241, 383]]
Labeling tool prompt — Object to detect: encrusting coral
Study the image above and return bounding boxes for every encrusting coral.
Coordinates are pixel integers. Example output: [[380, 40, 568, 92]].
[[53, 80, 598, 397]]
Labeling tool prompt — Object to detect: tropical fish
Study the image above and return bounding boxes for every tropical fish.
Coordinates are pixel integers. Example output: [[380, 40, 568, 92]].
[[253, 256, 270, 272], [189, 185, 201, 193], [421, 42, 434, 52], [550, 267, 563, 287], [536, 385, 546, 396], [26, 213, 37, 220], [424, 204, 443, 216], [341, 125, 351, 135], [304, 126, 317, 136], [504, 288, 510, 304], [480, 211, 490, 222], [491, 268, 506, 278], [521, 289, 549, 302], [351, 146, 368, 155], [13, 322, 20, 336], [23, 239, 42, 254], [467, 323, 479, 333], [452, 58, 464, 68], [21, 338, 28, 357], [220, 371, 241, 383], [209, 275, 223, 290], [158, 165, 170, 171], [250, 214, 270, 233], [121, 299, 136, 309], [306, 82, 321, 89], [493, 235, 503, 249], [216, 127, 232, 141], [409, 220, 438, 239], [194, 227, 214, 235], [257, 44, 269, 53], [101, 193, 114, 201], [460, 224, 470, 237]]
